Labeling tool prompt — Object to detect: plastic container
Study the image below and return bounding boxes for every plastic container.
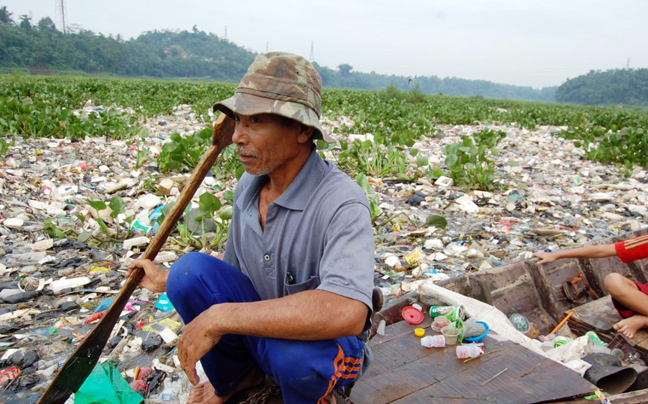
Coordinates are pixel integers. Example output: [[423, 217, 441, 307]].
[[429, 305, 465, 322], [402, 305, 424, 325], [553, 336, 570, 347], [442, 326, 460, 345], [421, 335, 445, 348], [431, 316, 451, 332], [376, 319, 386, 336], [463, 321, 490, 343], [456, 344, 484, 359]]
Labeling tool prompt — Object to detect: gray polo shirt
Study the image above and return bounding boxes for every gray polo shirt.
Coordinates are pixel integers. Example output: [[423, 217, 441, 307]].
[[223, 148, 375, 312]]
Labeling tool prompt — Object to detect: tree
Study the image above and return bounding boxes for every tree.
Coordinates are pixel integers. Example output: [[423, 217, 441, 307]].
[[0, 6, 13, 24], [19, 14, 31, 31], [37, 17, 57, 32], [338, 63, 353, 76]]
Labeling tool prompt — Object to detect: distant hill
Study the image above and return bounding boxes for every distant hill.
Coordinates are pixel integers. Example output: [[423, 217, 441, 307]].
[[0, 5, 556, 102], [555, 68, 648, 107]]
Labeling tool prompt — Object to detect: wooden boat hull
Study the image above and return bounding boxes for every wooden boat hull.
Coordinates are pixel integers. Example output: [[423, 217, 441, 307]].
[[360, 228, 648, 403]]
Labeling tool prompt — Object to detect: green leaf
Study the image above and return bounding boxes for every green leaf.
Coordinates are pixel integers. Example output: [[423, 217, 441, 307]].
[[198, 192, 221, 219], [108, 196, 126, 218], [219, 207, 233, 221], [355, 173, 372, 194], [95, 217, 111, 236], [88, 199, 107, 212], [74, 212, 86, 223], [445, 154, 458, 167], [44, 218, 65, 239], [222, 190, 235, 206], [426, 215, 448, 229]]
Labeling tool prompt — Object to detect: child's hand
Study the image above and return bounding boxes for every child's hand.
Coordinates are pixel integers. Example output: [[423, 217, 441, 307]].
[[532, 252, 557, 265]]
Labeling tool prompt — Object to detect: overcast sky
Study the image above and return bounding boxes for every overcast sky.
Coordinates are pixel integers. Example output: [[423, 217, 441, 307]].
[[4, 0, 647, 89]]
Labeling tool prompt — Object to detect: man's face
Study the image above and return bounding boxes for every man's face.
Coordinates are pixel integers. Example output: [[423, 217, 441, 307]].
[[232, 113, 307, 176]]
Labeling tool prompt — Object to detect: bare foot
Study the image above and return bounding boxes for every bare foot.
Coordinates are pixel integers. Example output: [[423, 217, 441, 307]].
[[188, 367, 266, 404], [613, 315, 648, 339]]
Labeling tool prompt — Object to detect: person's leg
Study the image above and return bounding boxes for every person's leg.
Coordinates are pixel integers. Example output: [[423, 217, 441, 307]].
[[604, 273, 648, 338], [251, 336, 366, 404], [166, 252, 264, 397]]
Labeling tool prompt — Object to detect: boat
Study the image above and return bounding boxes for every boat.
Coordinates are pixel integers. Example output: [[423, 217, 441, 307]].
[[230, 229, 648, 403], [349, 227, 648, 404]]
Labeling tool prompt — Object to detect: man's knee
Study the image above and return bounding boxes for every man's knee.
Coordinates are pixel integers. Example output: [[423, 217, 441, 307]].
[[261, 339, 338, 379], [167, 252, 210, 296], [259, 338, 363, 388]]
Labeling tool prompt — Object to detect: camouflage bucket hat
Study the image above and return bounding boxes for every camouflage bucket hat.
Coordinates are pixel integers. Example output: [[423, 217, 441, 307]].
[[213, 52, 333, 143]]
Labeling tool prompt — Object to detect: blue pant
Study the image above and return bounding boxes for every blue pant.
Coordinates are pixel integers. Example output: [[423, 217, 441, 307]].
[[166, 252, 366, 404]]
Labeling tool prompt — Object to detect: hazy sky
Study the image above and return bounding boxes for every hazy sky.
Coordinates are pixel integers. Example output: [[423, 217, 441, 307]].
[[4, 0, 647, 89]]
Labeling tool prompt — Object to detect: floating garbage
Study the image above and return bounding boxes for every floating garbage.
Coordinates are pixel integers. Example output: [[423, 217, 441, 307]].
[[0, 109, 646, 400]]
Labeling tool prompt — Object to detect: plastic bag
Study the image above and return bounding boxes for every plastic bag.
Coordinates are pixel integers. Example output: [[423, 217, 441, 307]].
[[75, 362, 143, 404]]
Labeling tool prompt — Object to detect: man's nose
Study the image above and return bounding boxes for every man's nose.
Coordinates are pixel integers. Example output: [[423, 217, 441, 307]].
[[232, 122, 246, 144]]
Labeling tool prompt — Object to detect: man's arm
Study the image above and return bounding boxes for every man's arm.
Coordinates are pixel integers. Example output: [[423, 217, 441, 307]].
[[533, 243, 617, 264], [178, 289, 368, 384]]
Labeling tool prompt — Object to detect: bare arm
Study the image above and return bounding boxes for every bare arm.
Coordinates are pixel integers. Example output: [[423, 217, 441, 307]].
[[533, 243, 617, 264], [128, 259, 369, 384], [178, 289, 368, 384]]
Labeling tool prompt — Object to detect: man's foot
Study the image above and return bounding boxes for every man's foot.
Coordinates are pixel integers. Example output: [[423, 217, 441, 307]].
[[188, 367, 266, 404], [613, 315, 648, 339]]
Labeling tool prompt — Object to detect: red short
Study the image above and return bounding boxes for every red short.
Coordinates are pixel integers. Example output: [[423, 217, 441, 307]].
[[611, 280, 648, 318]]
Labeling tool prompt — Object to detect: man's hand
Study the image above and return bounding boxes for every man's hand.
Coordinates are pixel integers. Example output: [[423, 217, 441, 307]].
[[177, 305, 224, 385], [127, 258, 169, 293]]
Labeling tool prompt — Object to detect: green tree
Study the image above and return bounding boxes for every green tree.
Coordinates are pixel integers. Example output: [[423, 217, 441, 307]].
[[0, 6, 13, 24], [338, 63, 353, 76]]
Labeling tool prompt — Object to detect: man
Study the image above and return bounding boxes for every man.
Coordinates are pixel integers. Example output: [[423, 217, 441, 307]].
[[533, 234, 648, 339], [129, 52, 375, 404]]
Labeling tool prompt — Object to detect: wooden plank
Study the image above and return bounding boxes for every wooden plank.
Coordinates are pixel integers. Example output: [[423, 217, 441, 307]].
[[352, 324, 596, 404], [569, 295, 620, 335], [569, 296, 648, 362]]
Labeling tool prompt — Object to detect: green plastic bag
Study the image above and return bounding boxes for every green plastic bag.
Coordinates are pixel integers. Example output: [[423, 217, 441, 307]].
[[75, 362, 143, 404]]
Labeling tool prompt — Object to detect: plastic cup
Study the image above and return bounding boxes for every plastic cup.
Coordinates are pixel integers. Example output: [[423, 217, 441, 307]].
[[421, 335, 445, 348], [432, 316, 451, 332], [442, 326, 460, 345]]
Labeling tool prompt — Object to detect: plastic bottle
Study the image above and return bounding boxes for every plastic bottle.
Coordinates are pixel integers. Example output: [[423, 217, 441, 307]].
[[421, 335, 445, 348], [456, 344, 484, 359], [553, 336, 571, 348], [161, 378, 176, 401], [585, 331, 610, 354]]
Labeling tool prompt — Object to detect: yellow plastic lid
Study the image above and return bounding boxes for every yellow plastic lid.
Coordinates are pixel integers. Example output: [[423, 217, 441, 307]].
[[414, 328, 425, 337]]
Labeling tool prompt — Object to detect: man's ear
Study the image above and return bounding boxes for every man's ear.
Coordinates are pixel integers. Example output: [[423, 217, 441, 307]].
[[297, 125, 315, 144]]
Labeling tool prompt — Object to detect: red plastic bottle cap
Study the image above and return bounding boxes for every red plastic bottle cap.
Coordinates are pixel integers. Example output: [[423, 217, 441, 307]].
[[402, 306, 424, 325]]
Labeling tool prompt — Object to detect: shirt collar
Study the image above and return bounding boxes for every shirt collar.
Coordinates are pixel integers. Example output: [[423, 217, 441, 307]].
[[236, 148, 328, 213], [274, 148, 328, 211]]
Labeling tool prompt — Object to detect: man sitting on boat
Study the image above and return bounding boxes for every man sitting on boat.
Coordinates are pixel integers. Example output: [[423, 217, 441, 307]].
[[533, 234, 648, 339], [128, 52, 375, 404]]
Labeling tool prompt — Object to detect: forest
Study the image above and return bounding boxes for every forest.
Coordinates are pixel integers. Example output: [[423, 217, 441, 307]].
[[1, 6, 647, 107], [0, 6, 557, 102], [555, 68, 648, 107]]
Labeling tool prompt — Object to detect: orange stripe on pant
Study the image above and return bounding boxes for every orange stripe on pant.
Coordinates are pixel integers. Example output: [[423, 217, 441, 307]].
[[317, 344, 363, 403]]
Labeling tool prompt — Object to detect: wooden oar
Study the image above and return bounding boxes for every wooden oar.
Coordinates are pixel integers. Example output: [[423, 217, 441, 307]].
[[37, 114, 236, 404]]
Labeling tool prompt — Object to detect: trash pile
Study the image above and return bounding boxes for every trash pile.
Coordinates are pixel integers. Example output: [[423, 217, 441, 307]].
[[0, 104, 646, 402]]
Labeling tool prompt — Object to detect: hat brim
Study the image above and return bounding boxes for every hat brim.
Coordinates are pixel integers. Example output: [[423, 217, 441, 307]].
[[213, 93, 333, 143]]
